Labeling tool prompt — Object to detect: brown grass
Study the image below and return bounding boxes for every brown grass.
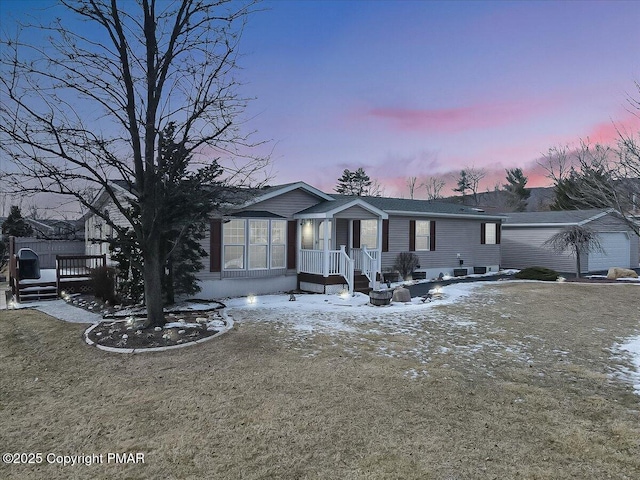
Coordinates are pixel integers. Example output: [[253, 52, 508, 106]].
[[1, 282, 639, 479]]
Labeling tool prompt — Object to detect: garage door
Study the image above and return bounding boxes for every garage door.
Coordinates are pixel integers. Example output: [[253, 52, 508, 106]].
[[588, 232, 630, 271]]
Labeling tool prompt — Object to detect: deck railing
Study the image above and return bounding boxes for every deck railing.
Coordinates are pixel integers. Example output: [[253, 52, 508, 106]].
[[56, 254, 106, 296]]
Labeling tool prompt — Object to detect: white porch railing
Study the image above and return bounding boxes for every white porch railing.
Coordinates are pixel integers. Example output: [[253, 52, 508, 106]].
[[361, 246, 377, 289], [299, 246, 356, 294], [299, 249, 324, 275], [351, 247, 380, 272]]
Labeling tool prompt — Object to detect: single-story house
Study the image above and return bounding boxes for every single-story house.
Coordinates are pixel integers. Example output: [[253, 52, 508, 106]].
[[86, 181, 506, 297], [501, 209, 640, 273]]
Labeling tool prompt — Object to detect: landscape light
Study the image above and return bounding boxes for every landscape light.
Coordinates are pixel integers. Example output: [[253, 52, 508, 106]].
[[247, 295, 256, 304]]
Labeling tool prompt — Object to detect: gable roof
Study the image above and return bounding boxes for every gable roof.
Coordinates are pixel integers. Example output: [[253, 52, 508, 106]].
[[503, 209, 615, 227], [294, 197, 389, 219], [238, 181, 333, 209]]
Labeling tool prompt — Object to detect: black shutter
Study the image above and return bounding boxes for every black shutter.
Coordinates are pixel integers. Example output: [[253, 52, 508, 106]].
[[287, 220, 297, 269], [480, 222, 486, 245], [382, 219, 389, 252], [409, 220, 416, 251], [210, 219, 222, 272], [430, 221, 436, 251], [353, 220, 361, 248]]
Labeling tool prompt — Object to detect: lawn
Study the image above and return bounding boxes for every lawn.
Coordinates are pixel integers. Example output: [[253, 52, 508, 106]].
[[1, 282, 639, 479]]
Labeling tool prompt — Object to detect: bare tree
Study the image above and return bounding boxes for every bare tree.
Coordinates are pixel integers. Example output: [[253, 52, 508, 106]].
[[422, 176, 445, 201], [465, 166, 487, 206], [543, 225, 603, 278], [0, 0, 268, 326], [540, 144, 573, 184], [406, 176, 418, 199]]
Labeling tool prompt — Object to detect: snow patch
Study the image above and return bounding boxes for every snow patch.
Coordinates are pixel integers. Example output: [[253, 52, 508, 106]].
[[611, 335, 640, 395]]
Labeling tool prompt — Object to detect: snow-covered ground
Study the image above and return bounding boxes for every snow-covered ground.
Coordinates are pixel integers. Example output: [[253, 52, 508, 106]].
[[226, 283, 640, 395], [611, 335, 640, 395], [7, 279, 639, 396]]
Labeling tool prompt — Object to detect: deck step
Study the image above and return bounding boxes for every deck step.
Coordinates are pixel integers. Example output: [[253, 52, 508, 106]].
[[17, 282, 59, 302]]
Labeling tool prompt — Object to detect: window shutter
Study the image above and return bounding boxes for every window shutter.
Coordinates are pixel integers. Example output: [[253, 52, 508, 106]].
[[480, 222, 486, 245], [352, 220, 361, 248], [287, 220, 297, 269], [430, 220, 436, 251], [409, 220, 416, 251], [382, 219, 389, 252], [496, 222, 501, 245], [210, 219, 222, 272]]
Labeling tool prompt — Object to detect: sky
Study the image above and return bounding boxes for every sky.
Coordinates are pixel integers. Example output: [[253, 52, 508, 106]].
[[1, 0, 640, 207]]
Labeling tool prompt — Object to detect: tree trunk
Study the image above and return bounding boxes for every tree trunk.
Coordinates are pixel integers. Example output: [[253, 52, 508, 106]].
[[142, 236, 165, 328], [575, 247, 581, 279]]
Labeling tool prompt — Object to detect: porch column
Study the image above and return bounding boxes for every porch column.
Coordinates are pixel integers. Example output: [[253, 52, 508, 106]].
[[348, 220, 353, 254], [323, 217, 330, 277], [376, 217, 383, 288], [296, 220, 302, 273]]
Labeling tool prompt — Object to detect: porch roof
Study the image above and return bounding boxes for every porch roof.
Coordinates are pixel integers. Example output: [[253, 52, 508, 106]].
[[293, 197, 388, 219]]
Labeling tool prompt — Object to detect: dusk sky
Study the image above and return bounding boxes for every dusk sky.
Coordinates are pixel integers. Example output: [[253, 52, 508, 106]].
[[2, 0, 640, 201]]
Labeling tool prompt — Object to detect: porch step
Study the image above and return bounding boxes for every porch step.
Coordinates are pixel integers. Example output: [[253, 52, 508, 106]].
[[353, 274, 372, 294]]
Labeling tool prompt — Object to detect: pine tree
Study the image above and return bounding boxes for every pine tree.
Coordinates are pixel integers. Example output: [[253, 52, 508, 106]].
[[2, 206, 33, 237], [335, 168, 373, 196], [453, 170, 471, 202], [504, 168, 530, 211], [110, 123, 220, 305]]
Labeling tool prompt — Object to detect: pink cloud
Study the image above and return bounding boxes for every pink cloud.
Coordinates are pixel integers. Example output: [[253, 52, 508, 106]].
[[364, 100, 554, 133], [583, 111, 640, 145]]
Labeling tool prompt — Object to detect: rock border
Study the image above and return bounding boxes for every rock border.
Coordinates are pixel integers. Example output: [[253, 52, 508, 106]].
[[84, 309, 234, 354]]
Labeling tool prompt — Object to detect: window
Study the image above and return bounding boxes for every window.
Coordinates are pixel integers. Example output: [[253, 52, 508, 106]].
[[271, 220, 286, 268], [360, 219, 377, 249], [415, 220, 431, 251], [249, 220, 269, 269], [481, 222, 500, 245], [223, 219, 245, 269], [222, 218, 288, 271]]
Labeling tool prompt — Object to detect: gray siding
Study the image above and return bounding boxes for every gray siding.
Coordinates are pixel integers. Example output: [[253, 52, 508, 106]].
[[501, 227, 586, 272], [335, 218, 349, 248], [334, 205, 377, 219], [632, 233, 640, 267], [380, 215, 501, 271], [246, 189, 323, 218], [502, 212, 640, 272]]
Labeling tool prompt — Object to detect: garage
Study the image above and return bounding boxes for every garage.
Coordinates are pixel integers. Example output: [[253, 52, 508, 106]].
[[588, 232, 631, 271]]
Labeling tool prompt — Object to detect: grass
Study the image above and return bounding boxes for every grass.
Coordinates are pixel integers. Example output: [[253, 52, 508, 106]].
[[1, 282, 639, 479]]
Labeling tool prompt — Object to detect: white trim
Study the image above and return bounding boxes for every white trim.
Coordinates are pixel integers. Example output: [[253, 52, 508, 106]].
[[294, 198, 389, 220]]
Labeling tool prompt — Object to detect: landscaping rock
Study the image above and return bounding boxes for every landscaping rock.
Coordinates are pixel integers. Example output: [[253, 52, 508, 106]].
[[606, 267, 639, 279], [392, 286, 411, 303]]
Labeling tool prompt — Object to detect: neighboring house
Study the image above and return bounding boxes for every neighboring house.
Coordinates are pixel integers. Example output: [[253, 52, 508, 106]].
[[501, 209, 640, 273], [84, 180, 136, 259], [27, 218, 85, 240], [85, 181, 505, 298]]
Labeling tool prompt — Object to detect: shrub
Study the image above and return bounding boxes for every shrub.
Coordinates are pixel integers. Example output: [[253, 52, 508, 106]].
[[514, 266, 559, 281], [91, 266, 117, 303], [393, 252, 420, 280]]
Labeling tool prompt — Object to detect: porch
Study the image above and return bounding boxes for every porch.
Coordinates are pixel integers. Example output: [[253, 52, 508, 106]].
[[293, 198, 388, 294]]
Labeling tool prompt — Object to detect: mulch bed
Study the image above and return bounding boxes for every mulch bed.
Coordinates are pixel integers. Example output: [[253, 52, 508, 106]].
[[66, 294, 228, 349]]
